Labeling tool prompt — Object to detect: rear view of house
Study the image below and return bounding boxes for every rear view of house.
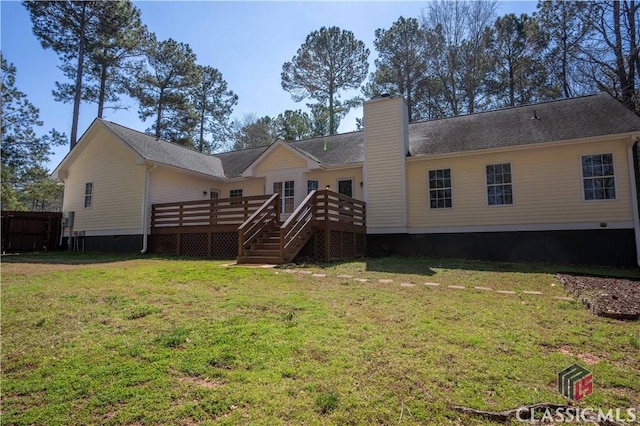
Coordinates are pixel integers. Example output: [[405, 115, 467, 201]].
[[53, 93, 640, 266]]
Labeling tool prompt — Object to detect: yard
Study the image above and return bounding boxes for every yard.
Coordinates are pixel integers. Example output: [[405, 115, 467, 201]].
[[1, 254, 639, 425]]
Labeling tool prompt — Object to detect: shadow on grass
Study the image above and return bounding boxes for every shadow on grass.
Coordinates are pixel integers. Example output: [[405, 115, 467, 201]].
[[0, 251, 230, 265], [4, 252, 638, 279], [362, 256, 640, 278]]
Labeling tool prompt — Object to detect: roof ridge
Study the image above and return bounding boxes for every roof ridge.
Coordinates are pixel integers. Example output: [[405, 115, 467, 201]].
[[408, 92, 605, 126], [100, 118, 219, 158]]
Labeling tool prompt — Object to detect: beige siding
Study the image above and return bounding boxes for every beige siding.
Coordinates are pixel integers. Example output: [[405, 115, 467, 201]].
[[305, 167, 363, 200], [255, 145, 308, 173], [149, 167, 222, 204], [364, 97, 409, 230], [62, 127, 146, 232], [220, 178, 265, 198], [407, 138, 634, 230]]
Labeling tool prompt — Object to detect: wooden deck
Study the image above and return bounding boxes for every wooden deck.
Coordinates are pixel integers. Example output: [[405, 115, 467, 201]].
[[149, 190, 366, 263]]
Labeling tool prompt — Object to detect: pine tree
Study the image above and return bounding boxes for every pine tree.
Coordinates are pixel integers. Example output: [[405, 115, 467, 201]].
[[24, 0, 102, 149], [191, 65, 238, 153], [1, 55, 66, 210], [281, 26, 369, 134], [128, 36, 198, 144]]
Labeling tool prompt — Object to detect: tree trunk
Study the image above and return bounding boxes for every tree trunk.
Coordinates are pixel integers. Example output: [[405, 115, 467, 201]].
[[329, 81, 335, 135], [612, 0, 633, 109], [70, 3, 87, 149], [97, 60, 107, 118], [198, 94, 206, 152], [156, 88, 164, 140]]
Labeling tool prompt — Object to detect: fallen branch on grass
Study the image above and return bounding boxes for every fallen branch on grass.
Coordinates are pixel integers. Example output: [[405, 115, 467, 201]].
[[451, 403, 626, 425]]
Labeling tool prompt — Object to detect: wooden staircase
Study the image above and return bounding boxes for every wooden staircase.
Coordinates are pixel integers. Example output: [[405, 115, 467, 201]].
[[236, 189, 366, 265], [237, 225, 285, 264]]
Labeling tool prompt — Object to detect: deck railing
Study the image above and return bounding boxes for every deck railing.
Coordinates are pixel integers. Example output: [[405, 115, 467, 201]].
[[151, 194, 273, 229], [237, 193, 280, 258], [280, 190, 317, 262], [314, 190, 366, 227], [279, 189, 366, 262]]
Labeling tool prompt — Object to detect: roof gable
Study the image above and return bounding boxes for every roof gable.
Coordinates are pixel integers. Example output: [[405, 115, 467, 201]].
[[241, 140, 321, 177], [100, 120, 226, 178]]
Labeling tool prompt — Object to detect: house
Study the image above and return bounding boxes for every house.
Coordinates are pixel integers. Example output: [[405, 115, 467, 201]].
[[53, 93, 640, 266]]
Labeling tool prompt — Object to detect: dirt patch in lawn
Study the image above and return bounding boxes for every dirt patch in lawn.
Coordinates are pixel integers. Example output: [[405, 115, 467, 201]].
[[557, 274, 640, 320]]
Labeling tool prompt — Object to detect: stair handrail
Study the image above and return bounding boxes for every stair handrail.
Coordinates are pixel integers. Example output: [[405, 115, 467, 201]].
[[280, 190, 317, 262], [238, 193, 280, 257]]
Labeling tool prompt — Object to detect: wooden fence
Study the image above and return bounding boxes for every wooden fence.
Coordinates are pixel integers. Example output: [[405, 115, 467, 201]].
[[1, 211, 62, 253]]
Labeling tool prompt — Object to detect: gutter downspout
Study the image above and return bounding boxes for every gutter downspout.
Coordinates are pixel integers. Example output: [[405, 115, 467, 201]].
[[627, 138, 640, 267], [140, 164, 158, 254]]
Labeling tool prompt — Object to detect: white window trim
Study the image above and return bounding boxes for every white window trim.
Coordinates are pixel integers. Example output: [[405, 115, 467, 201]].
[[428, 168, 453, 209], [273, 180, 296, 214], [84, 181, 94, 209], [209, 188, 220, 200], [579, 152, 618, 202], [336, 177, 355, 198], [485, 162, 515, 207]]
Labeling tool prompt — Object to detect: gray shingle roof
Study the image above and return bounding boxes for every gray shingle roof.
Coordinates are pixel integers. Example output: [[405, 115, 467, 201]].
[[100, 119, 227, 178], [95, 93, 639, 179], [408, 92, 640, 156], [290, 132, 364, 166], [215, 146, 268, 178]]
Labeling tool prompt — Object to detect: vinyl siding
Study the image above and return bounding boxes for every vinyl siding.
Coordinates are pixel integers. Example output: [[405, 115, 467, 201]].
[[364, 97, 408, 229], [62, 127, 146, 232], [219, 178, 266, 198], [406, 137, 634, 230], [149, 166, 222, 204], [255, 145, 308, 173], [305, 167, 363, 200]]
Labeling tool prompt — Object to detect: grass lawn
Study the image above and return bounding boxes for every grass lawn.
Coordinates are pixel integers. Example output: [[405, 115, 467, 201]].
[[1, 253, 639, 425]]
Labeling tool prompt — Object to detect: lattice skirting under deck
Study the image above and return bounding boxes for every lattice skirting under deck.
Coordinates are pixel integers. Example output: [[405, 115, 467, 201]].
[[149, 232, 238, 258]]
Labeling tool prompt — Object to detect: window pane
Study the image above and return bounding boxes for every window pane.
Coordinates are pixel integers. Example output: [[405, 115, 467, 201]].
[[338, 180, 352, 197], [307, 180, 318, 194], [284, 181, 294, 197], [606, 187, 616, 199], [583, 179, 594, 190]]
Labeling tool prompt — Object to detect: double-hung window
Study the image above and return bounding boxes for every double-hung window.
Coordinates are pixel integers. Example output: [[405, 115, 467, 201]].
[[581, 154, 616, 200], [486, 163, 513, 205], [428, 169, 452, 209], [274, 181, 295, 213], [84, 182, 93, 208]]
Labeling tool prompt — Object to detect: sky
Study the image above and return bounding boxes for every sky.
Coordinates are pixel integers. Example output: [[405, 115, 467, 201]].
[[1, 0, 537, 171]]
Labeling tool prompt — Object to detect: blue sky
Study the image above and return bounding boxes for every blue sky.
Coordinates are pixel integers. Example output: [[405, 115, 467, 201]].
[[1, 1, 536, 171]]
